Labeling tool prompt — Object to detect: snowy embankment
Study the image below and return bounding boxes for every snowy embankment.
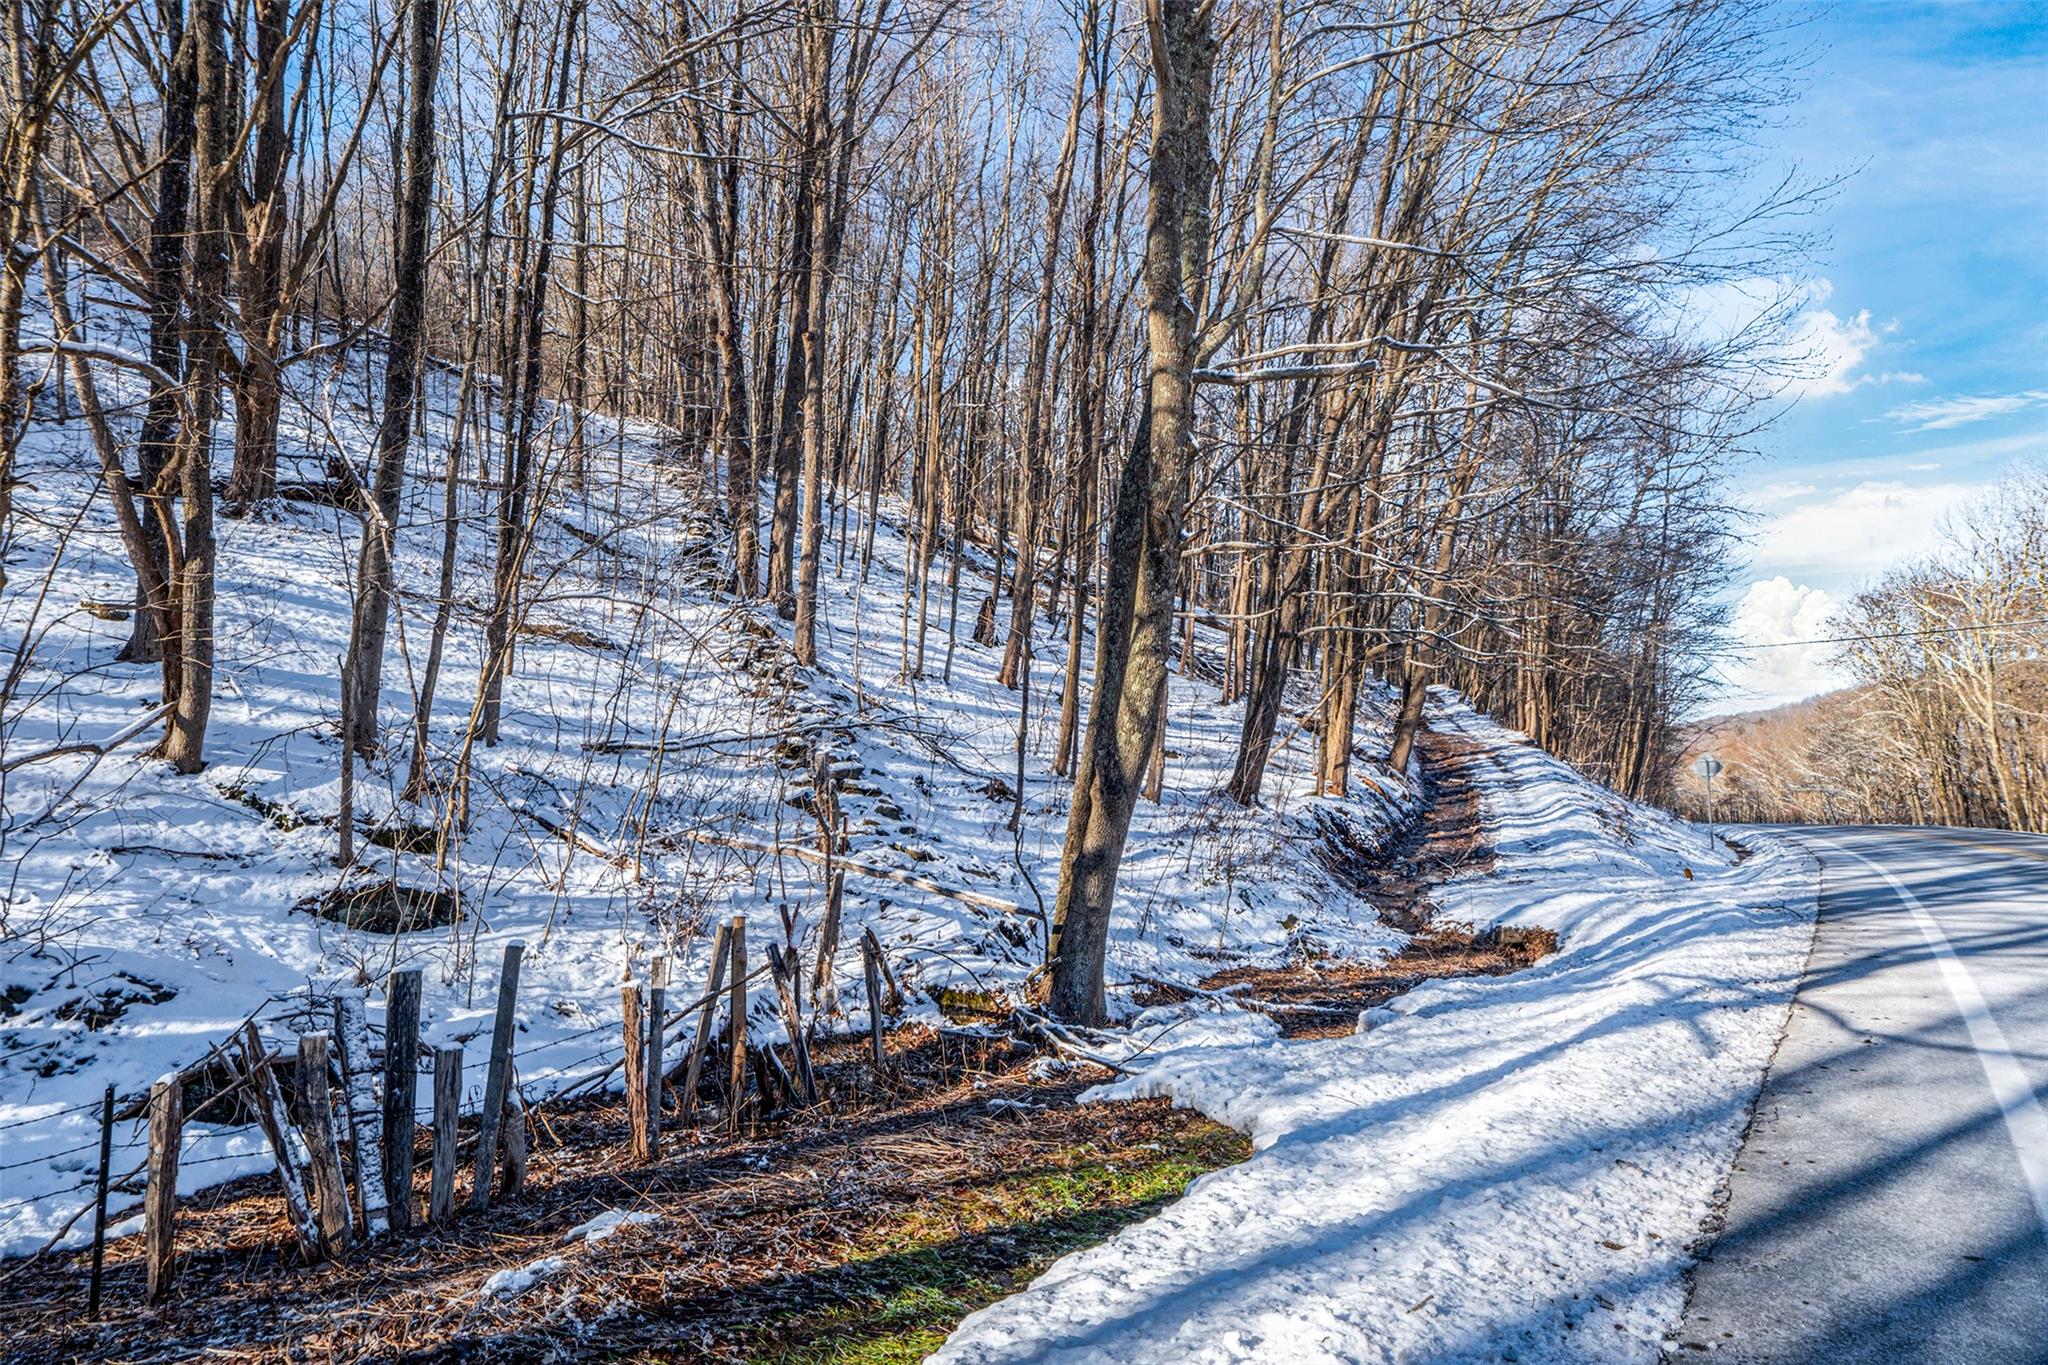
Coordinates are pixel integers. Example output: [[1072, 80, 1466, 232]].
[[935, 698, 1819, 1365], [0, 295, 1412, 1254]]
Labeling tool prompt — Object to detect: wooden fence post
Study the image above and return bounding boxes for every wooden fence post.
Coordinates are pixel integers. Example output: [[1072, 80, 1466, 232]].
[[430, 1046, 461, 1223], [382, 968, 423, 1231], [334, 992, 389, 1237], [726, 916, 749, 1134], [768, 944, 818, 1105], [811, 868, 846, 1003], [622, 979, 647, 1162], [87, 1082, 113, 1317], [861, 934, 889, 1078], [864, 927, 903, 1013], [677, 921, 732, 1126], [143, 1076, 181, 1304], [470, 941, 524, 1211], [237, 1022, 320, 1262], [500, 1077, 528, 1198], [297, 1032, 353, 1253], [645, 955, 667, 1159]]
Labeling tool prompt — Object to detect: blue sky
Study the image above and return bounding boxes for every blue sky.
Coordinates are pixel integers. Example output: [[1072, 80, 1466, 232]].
[[1709, 0, 2048, 712]]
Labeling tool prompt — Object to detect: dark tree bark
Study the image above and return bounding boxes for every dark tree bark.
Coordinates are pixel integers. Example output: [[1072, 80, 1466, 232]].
[[157, 0, 231, 773], [224, 0, 305, 509], [343, 0, 441, 756], [119, 0, 200, 667]]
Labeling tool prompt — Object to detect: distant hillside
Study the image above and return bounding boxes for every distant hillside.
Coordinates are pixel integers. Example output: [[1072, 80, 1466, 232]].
[[1673, 660, 2046, 830]]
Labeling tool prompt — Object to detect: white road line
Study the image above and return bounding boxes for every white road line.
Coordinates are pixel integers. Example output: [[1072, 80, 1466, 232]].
[[1804, 834, 2048, 1231]]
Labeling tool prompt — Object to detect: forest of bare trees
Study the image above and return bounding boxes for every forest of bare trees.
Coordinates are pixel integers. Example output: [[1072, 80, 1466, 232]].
[[1679, 469, 2048, 835], [4, 0, 1805, 1021]]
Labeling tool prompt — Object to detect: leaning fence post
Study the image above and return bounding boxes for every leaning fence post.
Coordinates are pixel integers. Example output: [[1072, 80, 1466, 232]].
[[297, 1032, 353, 1253], [622, 978, 648, 1162], [500, 1074, 528, 1199], [769, 944, 818, 1105], [334, 991, 389, 1237], [677, 921, 732, 1126], [812, 869, 846, 1002], [143, 1076, 182, 1304], [237, 1022, 320, 1262], [645, 955, 667, 1159], [87, 1082, 113, 1318], [470, 941, 524, 1211], [382, 969, 423, 1232], [430, 1046, 461, 1223]]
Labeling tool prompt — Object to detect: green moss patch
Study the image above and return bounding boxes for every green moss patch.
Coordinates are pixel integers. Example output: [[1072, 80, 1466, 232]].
[[747, 1124, 1248, 1365]]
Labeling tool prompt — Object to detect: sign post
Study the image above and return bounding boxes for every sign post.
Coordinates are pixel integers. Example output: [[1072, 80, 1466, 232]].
[[1693, 754, 1724, 844]]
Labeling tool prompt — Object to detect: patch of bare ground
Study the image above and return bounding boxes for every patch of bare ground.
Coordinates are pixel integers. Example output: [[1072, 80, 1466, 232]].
[[0, 1025, 1245, 1365], [1190, 727, 1554, 1039]]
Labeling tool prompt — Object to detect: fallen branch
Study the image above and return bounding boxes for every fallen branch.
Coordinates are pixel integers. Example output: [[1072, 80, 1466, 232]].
[[1127, 973, 1353, 1018], [579, 718, 845, 756], [3, 701, 173, 775], [515, 805, 632, 869], [672, 828, 1027, 918], [1008, 1007, 1134, 1075]]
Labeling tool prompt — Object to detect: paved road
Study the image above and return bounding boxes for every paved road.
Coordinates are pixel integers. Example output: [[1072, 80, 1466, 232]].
[[1676, 825, 2048, 1363]]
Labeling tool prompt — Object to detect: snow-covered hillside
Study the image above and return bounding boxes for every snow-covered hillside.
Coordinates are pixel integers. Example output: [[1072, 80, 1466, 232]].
[[934, 699, 1819, 1365], [2, 302, 1824, 1365], [0, 303, 1416, 1254]]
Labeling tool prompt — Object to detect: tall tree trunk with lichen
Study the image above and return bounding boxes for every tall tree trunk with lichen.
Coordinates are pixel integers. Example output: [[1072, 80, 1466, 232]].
[[1047, 0, 1215, 1027]]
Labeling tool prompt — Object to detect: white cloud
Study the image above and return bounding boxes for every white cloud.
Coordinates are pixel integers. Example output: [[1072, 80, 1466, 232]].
[[1683, 278, 1922, 401], [1719, 576, 1845, 710], [1885, 389, 2048, 432], [1782, 293, 1922, 398], [1752, 479, 1819, 504], [1754, 479, 1977, 576]]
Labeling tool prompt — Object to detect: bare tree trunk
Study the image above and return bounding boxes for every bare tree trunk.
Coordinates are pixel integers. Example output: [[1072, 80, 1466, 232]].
[[343, 0, 440, 756], [1047, 0, 1215, 1026], [224, 0, 306, 510], [119, 0, 200, 667], [0, 0, 68, 601], [790, 0, 839, 663], [997, 34, 1089, 689], [479, 0, 586, 743], [157, 0, 231, 773]]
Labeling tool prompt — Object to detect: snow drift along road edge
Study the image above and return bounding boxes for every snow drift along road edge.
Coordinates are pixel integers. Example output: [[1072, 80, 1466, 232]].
[[932, 697, 1819, 1365]]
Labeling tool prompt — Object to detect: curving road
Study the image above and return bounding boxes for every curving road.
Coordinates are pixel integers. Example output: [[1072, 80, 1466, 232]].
[[1676, 825, 2048, 1362]]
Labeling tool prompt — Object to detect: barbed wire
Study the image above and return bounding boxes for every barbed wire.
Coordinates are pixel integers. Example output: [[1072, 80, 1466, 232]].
[[0, 1140, 101, 1172], [0, 1179, 95, 1216], [0, 1101, 101, 1133]]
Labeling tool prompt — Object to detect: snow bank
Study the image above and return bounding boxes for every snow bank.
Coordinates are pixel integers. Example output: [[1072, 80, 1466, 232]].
[[933, 697, 1818, 1365]]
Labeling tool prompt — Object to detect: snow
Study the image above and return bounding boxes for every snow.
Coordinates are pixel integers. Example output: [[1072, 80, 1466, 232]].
[[0, 289, 1415, 1254], [560, 1207, 659, 1244], [4, 287, 1824, 1359], [932, 698, 1819, 1365], [480, 1254, 568, 1298]]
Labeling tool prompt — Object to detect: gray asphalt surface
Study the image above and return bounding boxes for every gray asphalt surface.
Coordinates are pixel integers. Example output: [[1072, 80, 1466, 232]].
[[1675, 825, 2048, 1363]]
